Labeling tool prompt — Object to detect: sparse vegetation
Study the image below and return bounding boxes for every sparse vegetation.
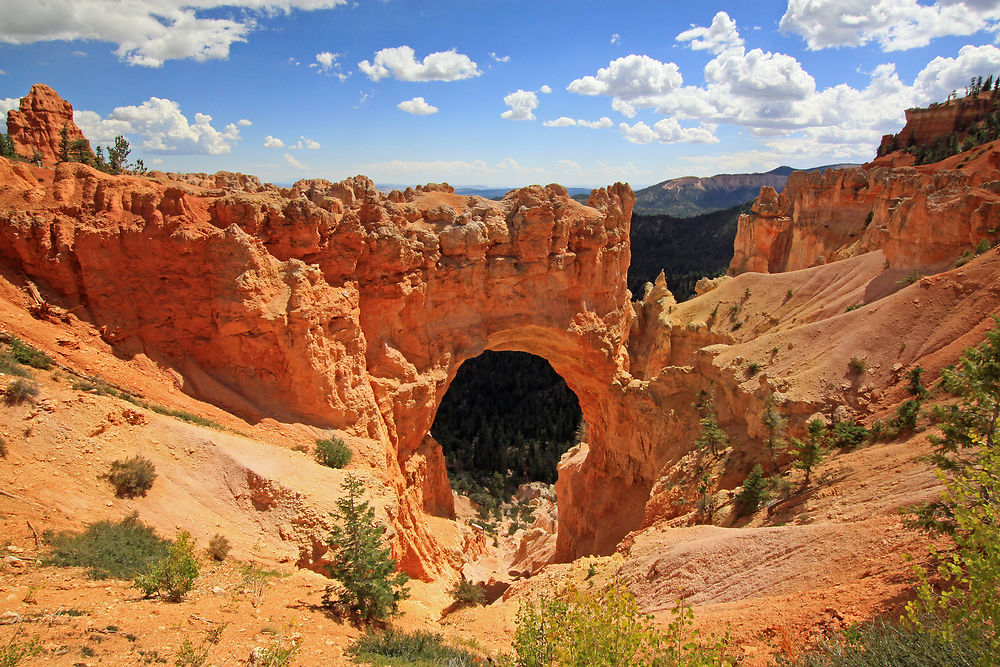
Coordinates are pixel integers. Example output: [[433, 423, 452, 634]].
[[0, 632, 42, 667], [314, 436, 352, 469], [774, 618, 981, 666], [133, 531, 200, 602], [785, 289, 794, 300], [845, 303, 863, 312], [449, 577, 487, 608], [763, 396, 787, 474], [104, 455, 157, 498], [207, 533, 230, 561], [907, 365, 927, 399], [348, 628, 481, 666], [4, 378, 38, 406], [174, 638, 208, 667], [747, 362, 761, 376], [323, 473, 409, 623], [237, 563, 282, 607], [897, 268, 923, 286], [44, 513, 171, 579], [248, 638, 299, 667], [507, 582, 731, 666], [892, 399, 921, 433], [7, 336, 53, 370]]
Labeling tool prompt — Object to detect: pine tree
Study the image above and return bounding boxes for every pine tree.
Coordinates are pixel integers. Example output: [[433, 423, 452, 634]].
[[108, 135, 131, 174], [693, 386, 728, 457], [791, 418, 827, 487], [762, 396, 786, 473], [323, 473, 409, 623], [735, 464, 770, 517]]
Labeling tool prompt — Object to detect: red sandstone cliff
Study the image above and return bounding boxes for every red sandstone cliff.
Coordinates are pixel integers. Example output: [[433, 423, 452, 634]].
[[5, 84, 91, 166], [728, 147, 1000, 275]]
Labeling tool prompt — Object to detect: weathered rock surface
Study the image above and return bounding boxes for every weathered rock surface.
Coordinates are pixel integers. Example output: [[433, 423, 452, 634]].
[[5, 84, 91, 166], [729, 157, 1000, 274]]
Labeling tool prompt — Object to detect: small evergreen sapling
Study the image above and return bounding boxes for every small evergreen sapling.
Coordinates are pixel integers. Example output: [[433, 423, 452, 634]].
[[791, 419, 828, 487], [323, 474, 409, 623]]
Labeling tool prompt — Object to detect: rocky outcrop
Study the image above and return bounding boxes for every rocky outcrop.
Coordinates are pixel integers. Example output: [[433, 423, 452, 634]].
[[5, 84, 91, 166], [0, 151, 643, 575], [878, 93, 997, 155], [729, 161, 1000, 274]]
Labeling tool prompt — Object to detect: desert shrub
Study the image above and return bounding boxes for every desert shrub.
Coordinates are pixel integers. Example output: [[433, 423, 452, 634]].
[[174, 638, 208, 667], [133, 531, 200, 602], [44, 513, 170, 579], [238, 563, 282, 607], [4, 378, 38, 406], [104, 455, 157, 498], [7, 336, 53, 370], [0, 632, 42, 667], [207, 534, 230, 561], [314, 436, 352, 469], [773, 618, 981, 666], [747, 362, 761, 376], [506, 582, 731, 666], [248, 638, 299, 667], [906, 365, 927, 399], [0, 350, 30, 377], [892, 399, 921, 432], [735, 464, 770, 517], [831, 420, 868, 450], [767, 474, 794, 501], [348, 628, 481, 665], [449, 577, 487, 607], [323, 474, 409, 622], [146, 404, 221, 429], [848, 356, 866, 375], [898, 268, 923, 285]]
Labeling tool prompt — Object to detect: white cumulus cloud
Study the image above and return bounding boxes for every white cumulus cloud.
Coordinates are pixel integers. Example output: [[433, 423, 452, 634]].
[[780, 0, 1000, 51], [288, 136, 321, 150], [358, 46, 480, 82], [311, 50, 350, 80], [398, 96, 439, 115], [263, 135, 284, 148], [543, 117, 576, 127], [539, 84, 552, 94], [501, 89, 539, 120], [676, 11, 744, 54], [619, 119, 719, 144], [0, 1, 350, 67], [567, 54, 683, 99], [578, 116, 614, 129], [74, 98, 245, 154]]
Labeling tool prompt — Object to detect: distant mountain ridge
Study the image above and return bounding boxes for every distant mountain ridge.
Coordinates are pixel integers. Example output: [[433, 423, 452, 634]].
[[634, 164, 857, 217]]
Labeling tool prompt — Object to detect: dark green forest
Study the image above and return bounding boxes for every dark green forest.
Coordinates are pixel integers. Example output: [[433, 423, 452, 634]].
[[628, 201, 747, 300], [430, 351, 582, 499]]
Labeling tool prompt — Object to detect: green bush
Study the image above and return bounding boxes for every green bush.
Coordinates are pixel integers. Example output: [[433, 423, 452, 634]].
[[848, 356, 866, 375], [831, 420, 868, 450], [774, 618, 981, 666], [506, 582, 731, 666], [323, 474, 409, 622], [207, 533, 230, 561], [44, 513, 171, 579], [735, 464, 770, 517], [348, 628, 481, 665], [4, 378, 38, 406], [791, 419, 828, 487], [248, 638, 299, 667], [0, 350, 30, 377], [0, 632, 42, 667], [747, 362, 761, 377], [892, 399, 921, 432], [104, 455, 157, 498], [315, 436, 352, 469], [7, 336, 53, 370], [134, 531, 200, 602], [449, 578, 487, 607]]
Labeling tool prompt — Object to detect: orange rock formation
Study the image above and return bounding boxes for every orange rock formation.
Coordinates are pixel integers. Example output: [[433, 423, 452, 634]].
[[729, 151, 1000, 275], [5, 84, 91, 166]]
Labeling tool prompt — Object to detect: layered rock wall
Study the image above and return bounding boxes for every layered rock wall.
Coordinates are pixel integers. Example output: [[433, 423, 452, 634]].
[[730, 161, 1000, 275]]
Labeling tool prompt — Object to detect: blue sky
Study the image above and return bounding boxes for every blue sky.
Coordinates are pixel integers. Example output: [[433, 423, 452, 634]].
[[3, 0, 1000, 188]]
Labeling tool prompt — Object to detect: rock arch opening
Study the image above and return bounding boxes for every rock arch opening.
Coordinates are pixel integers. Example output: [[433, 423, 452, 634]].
[[431, 350, 583, 515]]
